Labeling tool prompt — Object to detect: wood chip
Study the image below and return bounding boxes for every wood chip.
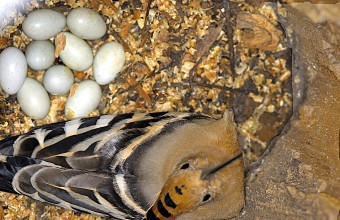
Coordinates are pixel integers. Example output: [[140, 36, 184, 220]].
[[236, 12, 282, 51], [0, 37, 8, 49], [126, 75, 152, 105], [193, 18, 226, 62], [100, 0, 118, 13], [54, 33, 66, 58]]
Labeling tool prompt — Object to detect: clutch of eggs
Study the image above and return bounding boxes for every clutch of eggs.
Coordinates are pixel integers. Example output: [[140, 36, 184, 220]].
[[0, 7, 125, 120]]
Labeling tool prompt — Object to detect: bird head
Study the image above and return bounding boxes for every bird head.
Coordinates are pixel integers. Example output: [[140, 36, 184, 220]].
[[145, 153, 243, 220]]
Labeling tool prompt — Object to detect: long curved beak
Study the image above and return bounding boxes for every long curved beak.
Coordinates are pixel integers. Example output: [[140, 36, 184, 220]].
[[201, 153, 242, 180]]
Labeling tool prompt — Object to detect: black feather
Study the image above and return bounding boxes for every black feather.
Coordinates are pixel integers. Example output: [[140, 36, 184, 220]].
[[0, 156, 40, 192]]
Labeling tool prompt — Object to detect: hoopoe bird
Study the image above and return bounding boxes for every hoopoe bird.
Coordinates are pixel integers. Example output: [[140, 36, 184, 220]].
[[0, 110, 244, 219]]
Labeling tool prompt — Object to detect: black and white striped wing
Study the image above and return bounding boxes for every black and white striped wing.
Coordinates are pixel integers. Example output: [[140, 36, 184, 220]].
[[0, 113, 147, 218], [0, 112, 210, 219], [13, 165, 130, 218]]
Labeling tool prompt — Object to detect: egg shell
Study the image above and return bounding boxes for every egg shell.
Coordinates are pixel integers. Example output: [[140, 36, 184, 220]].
[[56, 32, 93, 71], [0, 47, 27, 95], [22, 9, 66, 40], [65, 80, 101, 119], [43, 65, 74, 95], [67, 7, 107, 40], [17, 77, 50, 120], [93, 41, 125, 85], [25, 40, 55, 71]]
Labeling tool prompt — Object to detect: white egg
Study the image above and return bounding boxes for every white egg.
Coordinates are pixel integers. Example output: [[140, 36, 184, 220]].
[[93, 41, 125, 85], [43, 65, 74, 95], [56, 32, 93, 71], [22, 9, 66, 40], [67, 7, 107, 40], [64, 80, 101, 119], [17, 77, 50, 120], [25, 40, 55, 71], [0, 47, 27, 95]]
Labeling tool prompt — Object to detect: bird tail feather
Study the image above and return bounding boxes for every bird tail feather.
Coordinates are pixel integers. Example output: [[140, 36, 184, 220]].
[[0, 136, 40, 193]]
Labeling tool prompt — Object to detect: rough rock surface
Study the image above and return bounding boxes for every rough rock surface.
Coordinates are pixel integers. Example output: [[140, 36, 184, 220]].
[[237, 3, 340, 219]]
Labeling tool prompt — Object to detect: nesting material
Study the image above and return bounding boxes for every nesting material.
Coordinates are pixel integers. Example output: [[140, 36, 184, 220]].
[[0, 0, 292, 219]]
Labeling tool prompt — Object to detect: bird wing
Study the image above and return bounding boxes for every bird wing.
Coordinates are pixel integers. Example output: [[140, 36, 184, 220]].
[[12, 164, 133, 219], [0, 112, 185, 218], [9, 112, 178, 171]]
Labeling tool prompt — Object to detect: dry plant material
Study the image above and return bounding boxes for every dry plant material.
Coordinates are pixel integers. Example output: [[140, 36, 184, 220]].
[[246, 0, 268, 7], [0, 0, 293, 219], [236, 12, 283, 51], [222, 0, 236, 75], [281, 0, 338, 3], [127, 74, 152, 105], [74, 67, 92, 81], [0, 37, 8, 49], [0, 205, 4, 220], [100, 0, 118, 13], [88, 0, 99, 10], [68, 83, 77, 97], [193, 18, 226, 62], [119, 21, 131, 39], [74, 71, 87, 81], [54, 33, 66, 58]]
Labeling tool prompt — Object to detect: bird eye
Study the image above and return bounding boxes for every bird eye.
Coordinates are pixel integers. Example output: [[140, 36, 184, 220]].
[[202, 194, 211, 202], [180, 163, 190, 170]]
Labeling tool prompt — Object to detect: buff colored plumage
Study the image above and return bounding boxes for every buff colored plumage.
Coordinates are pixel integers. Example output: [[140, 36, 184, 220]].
[[0, 110, 244, 219]]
